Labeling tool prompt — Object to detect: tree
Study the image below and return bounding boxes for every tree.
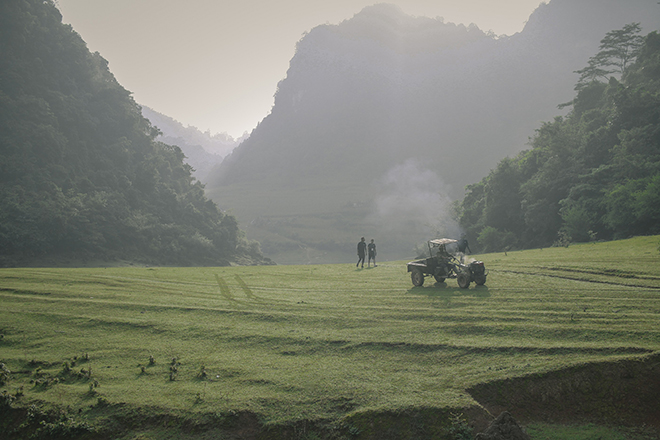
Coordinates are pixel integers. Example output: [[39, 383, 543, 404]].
[[483, 158, 524, 235], [599, 23, 645, 74], [575, 23, 644, 89], [458, 29, 660, 251]]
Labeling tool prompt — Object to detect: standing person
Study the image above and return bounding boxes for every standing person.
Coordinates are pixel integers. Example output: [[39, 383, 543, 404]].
[[457, 234, 471, 263], [356, 237, 366, 268], [368, 239, 377, 267], [458, 235, 471, 254]]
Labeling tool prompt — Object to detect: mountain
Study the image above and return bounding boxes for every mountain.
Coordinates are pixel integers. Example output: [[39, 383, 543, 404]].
[[207, 1, 660, 264], [140, 106, 247, 183], [0, 0, 268, 267]]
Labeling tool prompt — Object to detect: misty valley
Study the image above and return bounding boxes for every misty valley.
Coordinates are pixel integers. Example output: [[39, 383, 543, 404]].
[[2, 1, 660, 266], [1, 0, 660, 439]]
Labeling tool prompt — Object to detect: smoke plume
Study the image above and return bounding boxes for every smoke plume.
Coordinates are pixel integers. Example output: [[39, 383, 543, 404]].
[[368, 158, 461, 255]]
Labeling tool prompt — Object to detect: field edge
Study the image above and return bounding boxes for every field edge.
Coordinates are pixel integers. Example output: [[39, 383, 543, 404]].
[[2, 352, 659, 439]]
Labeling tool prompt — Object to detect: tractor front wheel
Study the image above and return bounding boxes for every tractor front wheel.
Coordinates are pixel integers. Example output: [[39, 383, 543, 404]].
[[457, 272, 470, 289], [411, 269, 425, 287]]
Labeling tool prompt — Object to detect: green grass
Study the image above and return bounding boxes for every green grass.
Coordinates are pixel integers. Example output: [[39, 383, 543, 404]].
[[526, 423, 658, 440], [1, 236, 659, 438], [527, 423, 626, 439]]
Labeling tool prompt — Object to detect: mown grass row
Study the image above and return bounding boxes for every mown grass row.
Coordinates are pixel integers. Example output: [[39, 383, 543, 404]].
[[0, 237, 659, 430]]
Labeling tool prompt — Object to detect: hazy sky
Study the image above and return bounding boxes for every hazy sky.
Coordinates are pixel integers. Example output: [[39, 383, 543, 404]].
[[57, 0, 543, 138]]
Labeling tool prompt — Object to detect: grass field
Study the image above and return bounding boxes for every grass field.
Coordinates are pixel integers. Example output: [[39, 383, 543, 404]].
[[1, 236, 659, 439]]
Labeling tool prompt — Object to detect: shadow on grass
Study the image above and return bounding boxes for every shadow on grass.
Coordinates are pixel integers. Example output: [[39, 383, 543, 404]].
[[407, 283, 490, 298]]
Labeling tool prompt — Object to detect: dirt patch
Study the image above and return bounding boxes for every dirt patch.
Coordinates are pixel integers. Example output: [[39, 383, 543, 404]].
[[468, 352, 660, 429]]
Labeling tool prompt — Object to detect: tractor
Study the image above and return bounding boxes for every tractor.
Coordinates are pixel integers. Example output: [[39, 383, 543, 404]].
[[406, 238, 487, 288]]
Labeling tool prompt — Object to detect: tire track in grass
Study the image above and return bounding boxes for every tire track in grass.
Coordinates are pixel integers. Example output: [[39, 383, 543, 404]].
[[541, 266, 660, 281], [235, 275, 261, 301], [215, 274, 270, 307], [343, 341, 653, 357], [214, 274, 235, 301], [495, 269, 660, 289]]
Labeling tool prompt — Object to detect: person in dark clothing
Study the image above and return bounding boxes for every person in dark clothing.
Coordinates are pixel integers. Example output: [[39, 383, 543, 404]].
[[457, 235, 471, 263], [357, 237, 366, 268], [367, 239, 377, 267], [458, 236, 471, 254]]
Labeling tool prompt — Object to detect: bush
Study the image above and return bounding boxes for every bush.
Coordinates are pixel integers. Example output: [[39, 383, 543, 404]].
[[477, 227, 516, 253]]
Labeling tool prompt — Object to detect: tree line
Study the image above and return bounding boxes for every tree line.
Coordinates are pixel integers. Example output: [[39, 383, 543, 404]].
[[0, 0, 268, 266], [456, 24, 660, 252]]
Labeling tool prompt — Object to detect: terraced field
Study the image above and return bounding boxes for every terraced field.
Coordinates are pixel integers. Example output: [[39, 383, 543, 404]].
[[0, 236, 659, 439]]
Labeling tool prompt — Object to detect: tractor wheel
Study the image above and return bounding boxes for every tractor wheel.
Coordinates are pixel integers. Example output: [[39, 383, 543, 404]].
[[411, 269, 425, 287], [474, 275, 487, 286], [434, 275, 446, 283], [457, 272, 470, 289]]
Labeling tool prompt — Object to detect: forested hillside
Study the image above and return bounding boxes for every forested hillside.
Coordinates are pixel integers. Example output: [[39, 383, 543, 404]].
[[457, 26, 660, 252], [0, 0, 267, 267]]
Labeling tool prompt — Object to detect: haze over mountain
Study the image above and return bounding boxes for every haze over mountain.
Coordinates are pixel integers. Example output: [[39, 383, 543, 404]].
[[208, 0, 660, 264], [140, 106, 247, 183]]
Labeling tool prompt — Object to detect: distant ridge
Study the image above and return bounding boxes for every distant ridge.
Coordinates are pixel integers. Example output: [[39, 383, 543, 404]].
[[140, 106, 246, 183], [215, 1, 660, 192]]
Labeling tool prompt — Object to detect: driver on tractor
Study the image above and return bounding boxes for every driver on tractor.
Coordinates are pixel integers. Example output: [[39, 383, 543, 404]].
[[436, 243, 452, 261]]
